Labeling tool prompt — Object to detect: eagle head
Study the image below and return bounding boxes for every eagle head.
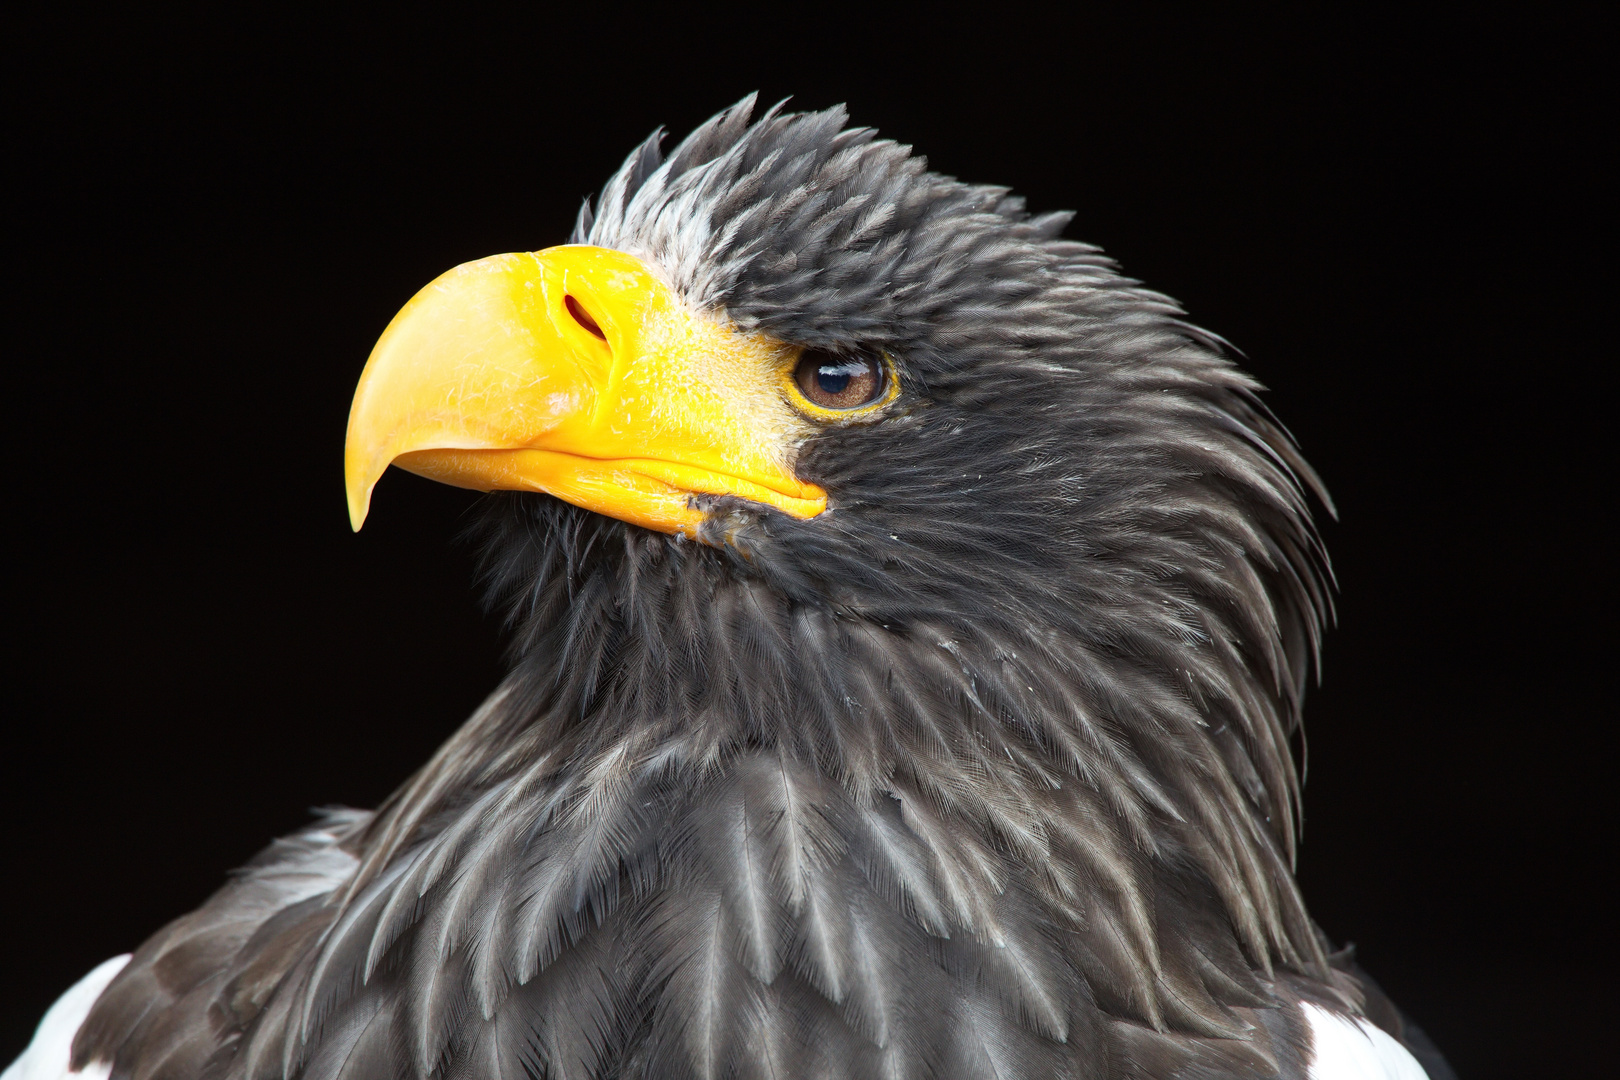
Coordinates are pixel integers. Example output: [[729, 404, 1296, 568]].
[[342, 94, 1340, 1060]]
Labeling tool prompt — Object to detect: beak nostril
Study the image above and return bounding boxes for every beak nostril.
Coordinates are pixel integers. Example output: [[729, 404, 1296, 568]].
[[565, 295, 607, 340]]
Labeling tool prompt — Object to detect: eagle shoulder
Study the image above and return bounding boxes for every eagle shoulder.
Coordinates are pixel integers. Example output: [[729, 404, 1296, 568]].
[[3, 955, 129, 1080], [1301, 1002, 1430, 1080]]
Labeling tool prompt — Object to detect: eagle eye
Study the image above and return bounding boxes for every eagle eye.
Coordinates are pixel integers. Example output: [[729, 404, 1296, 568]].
[[565, 295, 606, 340], [794, 349, 885, 411]]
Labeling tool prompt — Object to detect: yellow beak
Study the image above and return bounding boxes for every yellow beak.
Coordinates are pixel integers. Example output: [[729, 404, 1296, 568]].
[[344, 245, 827, 537]]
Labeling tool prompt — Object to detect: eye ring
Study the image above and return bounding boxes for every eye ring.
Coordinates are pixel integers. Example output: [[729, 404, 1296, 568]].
[[792, 348, 889, 412]]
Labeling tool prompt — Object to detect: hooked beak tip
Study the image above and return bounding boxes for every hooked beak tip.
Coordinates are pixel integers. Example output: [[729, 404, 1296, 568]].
[[347, 481, 372, 532]]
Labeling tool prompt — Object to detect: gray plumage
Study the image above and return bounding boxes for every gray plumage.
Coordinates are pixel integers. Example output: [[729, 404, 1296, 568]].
[[72, 96, 1449, 1079]]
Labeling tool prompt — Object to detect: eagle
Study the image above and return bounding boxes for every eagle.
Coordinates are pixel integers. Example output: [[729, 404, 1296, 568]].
[[7, 97, 1452, 1080]]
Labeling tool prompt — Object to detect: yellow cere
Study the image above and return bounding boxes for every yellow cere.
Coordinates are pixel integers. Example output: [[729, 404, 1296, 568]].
[[345, 245, 835, 538]]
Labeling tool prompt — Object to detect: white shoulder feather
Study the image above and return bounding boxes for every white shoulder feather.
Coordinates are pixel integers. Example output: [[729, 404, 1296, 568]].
[[1303, 1002, 1430, 1080], [2, 956, 131, 1080]]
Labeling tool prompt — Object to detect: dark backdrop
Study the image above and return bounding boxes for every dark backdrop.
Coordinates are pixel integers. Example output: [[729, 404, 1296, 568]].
[[6, 9, 1606, 1078]]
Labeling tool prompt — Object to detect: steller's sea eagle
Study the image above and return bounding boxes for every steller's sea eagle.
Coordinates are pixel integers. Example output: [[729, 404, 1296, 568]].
[[7, 96, 1452, 1080]]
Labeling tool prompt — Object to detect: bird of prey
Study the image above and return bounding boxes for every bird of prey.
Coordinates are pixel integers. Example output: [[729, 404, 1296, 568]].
[[7, 97, 1452, 1080]]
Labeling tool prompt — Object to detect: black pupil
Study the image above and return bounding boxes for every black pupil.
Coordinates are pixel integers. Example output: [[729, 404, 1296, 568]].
[[817, 361, 863, 395]]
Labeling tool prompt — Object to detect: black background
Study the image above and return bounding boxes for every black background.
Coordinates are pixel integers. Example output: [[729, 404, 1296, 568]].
[[5, 8, 1607, 1077]]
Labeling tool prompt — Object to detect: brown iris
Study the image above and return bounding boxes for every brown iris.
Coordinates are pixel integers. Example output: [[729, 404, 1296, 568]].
[[794, 348, 885, 410]]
